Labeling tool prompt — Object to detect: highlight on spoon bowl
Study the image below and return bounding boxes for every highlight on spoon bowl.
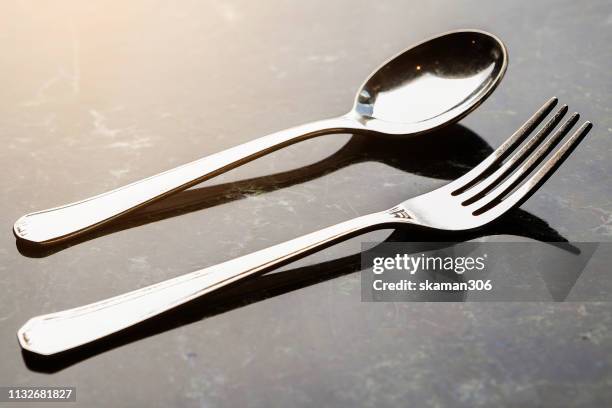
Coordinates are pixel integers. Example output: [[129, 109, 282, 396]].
[[353, 29, 508, 134]]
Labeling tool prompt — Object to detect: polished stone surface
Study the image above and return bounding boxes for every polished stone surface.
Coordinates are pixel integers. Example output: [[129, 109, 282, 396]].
[[1, 0, 611, 406]]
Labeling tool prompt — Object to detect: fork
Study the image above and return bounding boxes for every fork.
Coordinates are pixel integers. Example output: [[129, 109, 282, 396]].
[[17, 97, 592, 355]]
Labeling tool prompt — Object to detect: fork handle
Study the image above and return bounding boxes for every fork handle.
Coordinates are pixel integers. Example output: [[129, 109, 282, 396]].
[[18, 211, 398, 355], [14, 116, 359, 245]]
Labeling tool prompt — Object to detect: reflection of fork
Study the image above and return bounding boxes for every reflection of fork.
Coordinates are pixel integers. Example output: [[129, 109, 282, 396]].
[[18, 97, 592, 356]]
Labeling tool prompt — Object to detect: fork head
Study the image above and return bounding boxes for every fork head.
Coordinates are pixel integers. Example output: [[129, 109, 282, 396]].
[[392, 97, 592, 231]]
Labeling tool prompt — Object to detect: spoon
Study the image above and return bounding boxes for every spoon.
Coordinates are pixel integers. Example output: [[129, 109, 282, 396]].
[[13, 29, 507, 245]]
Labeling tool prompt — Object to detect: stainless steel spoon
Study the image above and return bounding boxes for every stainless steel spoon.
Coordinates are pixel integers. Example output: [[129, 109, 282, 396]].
[[14, 29, 507, 245]]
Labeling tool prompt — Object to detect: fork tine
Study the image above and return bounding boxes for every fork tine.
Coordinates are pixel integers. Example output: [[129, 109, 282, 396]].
[[452, 97, 558, 195], [472, 120, 592, 216], [470, 113, 580, 213], [460, 104, 569, 205]]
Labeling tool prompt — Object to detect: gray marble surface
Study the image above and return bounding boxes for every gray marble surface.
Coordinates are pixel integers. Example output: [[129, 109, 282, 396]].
[[1, 0, 611, 406]]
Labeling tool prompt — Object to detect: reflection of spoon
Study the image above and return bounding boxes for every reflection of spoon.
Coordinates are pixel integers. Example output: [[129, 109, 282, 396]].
[[14, 29, 507, 245]]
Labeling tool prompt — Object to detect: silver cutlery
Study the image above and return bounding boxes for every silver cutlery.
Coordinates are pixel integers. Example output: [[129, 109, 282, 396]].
[[14, 29, 507, 245], [17, 97, 592, 355]]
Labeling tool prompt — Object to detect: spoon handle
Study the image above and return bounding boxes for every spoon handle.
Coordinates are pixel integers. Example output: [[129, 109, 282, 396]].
[[18, 211, 398, 355], [14, 116, 358, 245]]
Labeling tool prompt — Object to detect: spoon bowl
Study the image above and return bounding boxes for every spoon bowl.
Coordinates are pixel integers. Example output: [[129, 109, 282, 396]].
[[352, 29, 507, 134]]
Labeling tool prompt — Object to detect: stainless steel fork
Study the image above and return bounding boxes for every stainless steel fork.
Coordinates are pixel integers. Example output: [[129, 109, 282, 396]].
[[17, 97, 592, 355]]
